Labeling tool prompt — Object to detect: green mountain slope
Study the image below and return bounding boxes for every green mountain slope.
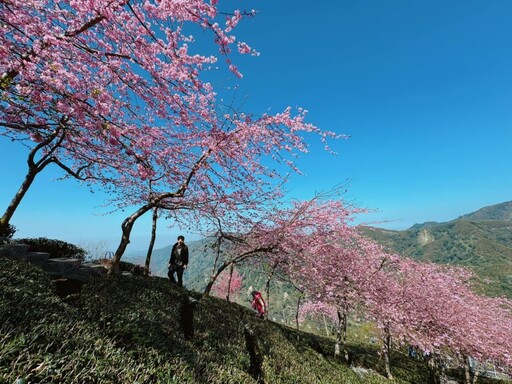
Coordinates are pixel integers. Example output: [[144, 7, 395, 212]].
[[361, 202, 512, 298]]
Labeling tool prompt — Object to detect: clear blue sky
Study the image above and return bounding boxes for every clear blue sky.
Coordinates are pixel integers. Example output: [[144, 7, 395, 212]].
[[2, 0, 512, 252]]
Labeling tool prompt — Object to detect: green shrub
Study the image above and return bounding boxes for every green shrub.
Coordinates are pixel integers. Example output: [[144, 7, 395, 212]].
[[118, 260, 146, 274], [12, 237, 85, 260], [0, 223, 16, 241]]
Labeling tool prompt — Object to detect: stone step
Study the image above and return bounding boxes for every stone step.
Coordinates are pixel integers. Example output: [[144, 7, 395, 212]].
[[80, 263, 108, 273], [63, 264, 107, 281], [42, 258, 82, 275], [23, 252, 50, 265], [3, 251, 141, 284], [0, 244, 29, 259]]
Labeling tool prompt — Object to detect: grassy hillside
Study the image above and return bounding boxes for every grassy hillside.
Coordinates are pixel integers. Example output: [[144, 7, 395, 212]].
[[0, 256, 467, 384], [361, 202, 512, 298]]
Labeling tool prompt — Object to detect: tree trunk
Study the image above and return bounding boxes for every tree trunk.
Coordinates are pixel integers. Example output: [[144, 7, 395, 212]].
[[322, 315, 331, 337], [203, 241, 269, 297], [0, 167, 38, 235], [0, 118, 66, 234], [265, 262, 277, 320], [203, 237, 224, 296], [281, 307, 289, 325], [144, 207, 158, 276], [383, 325, 393, 380], [265, 276, 271, 320], [226, 263, 234, 302], [433, 354, 449, 384], [334, 309, 349, 362], [472, 370, 479, 384], [464, 355, 479, 384], [111, 149, 210, 269], [112, 203, 154, 269], [203, 261, 230, 296], [295, 290, 303, 331]]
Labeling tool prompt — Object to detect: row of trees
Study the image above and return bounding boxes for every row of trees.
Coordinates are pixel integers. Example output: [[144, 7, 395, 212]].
[[2, 2, 511, 383], [198, 192, 512, 382]]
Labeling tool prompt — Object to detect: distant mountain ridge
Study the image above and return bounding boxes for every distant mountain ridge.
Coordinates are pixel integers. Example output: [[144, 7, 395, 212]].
[[361, 201, 512, 298], [456, 201, 512, 222]]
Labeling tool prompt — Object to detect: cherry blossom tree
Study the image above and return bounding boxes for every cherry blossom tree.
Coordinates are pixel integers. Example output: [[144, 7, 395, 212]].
[[291, 238, 512, 379], [182, 184, 512, 376], [291, 234, 393, 362], [227, 194, 387, 362], [198, 189, 512, 376], [366, 257, 512, 380], [1, 0, 343, 268], [0, 0, 259, 234], [194, 190, 345, 294], [196, 188, 373, 338], [200, 231, 274, 297]]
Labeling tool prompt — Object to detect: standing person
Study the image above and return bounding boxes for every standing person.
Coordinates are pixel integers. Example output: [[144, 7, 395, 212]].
[[250, 290, 266, 319], [168, 235, 189, 287]]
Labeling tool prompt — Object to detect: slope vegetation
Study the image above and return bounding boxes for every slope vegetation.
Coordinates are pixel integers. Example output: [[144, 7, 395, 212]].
[[1, 256, 442, 384]]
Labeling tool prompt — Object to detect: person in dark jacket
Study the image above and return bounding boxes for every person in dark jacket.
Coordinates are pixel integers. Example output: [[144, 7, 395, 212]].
[[168, 235, 189, 286]]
